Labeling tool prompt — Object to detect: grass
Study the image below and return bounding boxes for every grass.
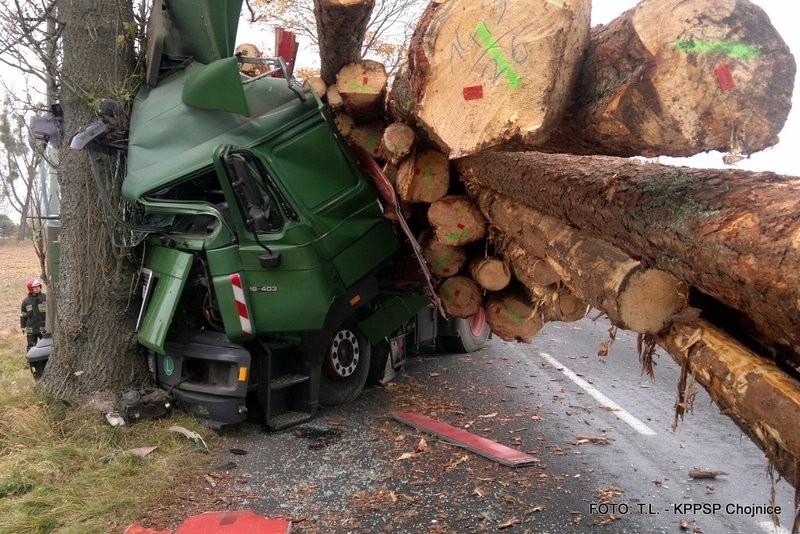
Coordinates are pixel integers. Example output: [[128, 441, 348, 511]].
[[0, 240, 219, 533]]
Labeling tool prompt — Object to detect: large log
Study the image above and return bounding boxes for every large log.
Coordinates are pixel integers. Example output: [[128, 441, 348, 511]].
[[456, 152, 800, 368], [402, 0, 591, 157], [657, 319, 800, 491], [313, 0, 375, 85], [538, 0, 796, 158], [336, 60, 388, 125], [473, 187, 688, 334]]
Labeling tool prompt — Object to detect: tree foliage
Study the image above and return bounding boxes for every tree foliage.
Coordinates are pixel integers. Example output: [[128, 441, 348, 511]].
[[244, 0, 425, 77]]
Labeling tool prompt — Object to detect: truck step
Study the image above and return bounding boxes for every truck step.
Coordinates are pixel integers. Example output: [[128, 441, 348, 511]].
[[270, 373, 310, 390], [267, 411, 312, 431]]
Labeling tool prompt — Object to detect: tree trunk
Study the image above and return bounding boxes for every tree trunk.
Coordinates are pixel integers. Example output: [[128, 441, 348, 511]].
[[403, 0, 591, 157], [657, 319, 800, 490], [456, 151, 800, 367], [472, 187, 688, 334], [538, 0, 796, 158], [313, 0, 376, 85], [40, 0, 147, 408]]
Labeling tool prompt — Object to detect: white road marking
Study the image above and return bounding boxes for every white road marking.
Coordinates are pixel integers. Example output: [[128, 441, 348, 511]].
[[759, 520, 790, 534], [538, 352, 657, 436]]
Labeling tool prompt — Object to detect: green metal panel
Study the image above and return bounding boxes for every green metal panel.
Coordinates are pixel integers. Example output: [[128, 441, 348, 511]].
[[358, 294, 432, 344], [206, 229, 340, 336], [138, 246, 193, 353], [162, 0, 243, 64], [182, 58, 249, 116], [332, 221, 400, 287], [124, 64, 318, 202]]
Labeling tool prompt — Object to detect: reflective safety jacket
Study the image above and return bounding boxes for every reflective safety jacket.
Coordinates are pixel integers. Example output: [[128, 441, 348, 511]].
[[20, 292, 47, 335]]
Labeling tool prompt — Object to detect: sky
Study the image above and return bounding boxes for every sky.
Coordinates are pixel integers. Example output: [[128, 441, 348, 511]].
[[238, 0, 799, 177]]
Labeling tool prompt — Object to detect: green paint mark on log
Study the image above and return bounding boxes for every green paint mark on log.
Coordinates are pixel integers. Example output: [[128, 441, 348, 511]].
[[475, 22, 523, 89], [675, 40, 760, 60]]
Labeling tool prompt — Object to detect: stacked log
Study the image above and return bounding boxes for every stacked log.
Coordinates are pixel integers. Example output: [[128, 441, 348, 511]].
[[305, 0, 800, 492], [537, 0, 796, 158], [397, 0, 592, 157]]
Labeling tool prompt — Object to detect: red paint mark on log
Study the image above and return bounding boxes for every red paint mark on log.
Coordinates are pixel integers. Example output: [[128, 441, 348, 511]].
[[463, 85, 484, 100], [363, 76, 369, 86], [715, 64, 735, 91], [391, 411, 539, 467], [457, 223, 465, 229]]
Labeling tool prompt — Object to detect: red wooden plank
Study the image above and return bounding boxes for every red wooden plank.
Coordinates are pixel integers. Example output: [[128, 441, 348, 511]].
[[391, 411, 539, 467]]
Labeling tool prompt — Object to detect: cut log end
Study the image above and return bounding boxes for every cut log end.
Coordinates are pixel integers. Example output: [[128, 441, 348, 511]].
[[486, 292, 544, 343], [396, 148, 450, 203], [439, 276, 483, 318], [428, 196, 486, 246], [469, 256, 511, 292], [422, 237, 467, 278], [618, 269, 688, 334]]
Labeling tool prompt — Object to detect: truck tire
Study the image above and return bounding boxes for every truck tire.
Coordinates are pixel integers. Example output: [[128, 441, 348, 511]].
[[319, 325, 371, 406], [438, 309, 491, 354]]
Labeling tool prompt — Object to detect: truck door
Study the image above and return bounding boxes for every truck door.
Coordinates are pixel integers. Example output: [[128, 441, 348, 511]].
[[210, 146, 338, 337]]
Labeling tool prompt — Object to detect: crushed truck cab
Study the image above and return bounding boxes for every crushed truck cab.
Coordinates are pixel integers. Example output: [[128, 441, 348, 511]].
[[63, 0, 492, 429]]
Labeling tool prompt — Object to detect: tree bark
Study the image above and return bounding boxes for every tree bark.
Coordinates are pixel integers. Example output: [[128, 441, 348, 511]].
[[657, 319, 800, 490], [472, 187, 688, 334], [40, 0, 147, 408], [538, 0, 796, 158], [403, 0, 591, 157], [314, 0, 376, 85], [456, 151, 800, 367]]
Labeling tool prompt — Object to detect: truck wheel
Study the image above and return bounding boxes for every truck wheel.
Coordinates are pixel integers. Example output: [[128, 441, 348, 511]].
[[319, 325, 371, 406], [438, 309, 491, 354]]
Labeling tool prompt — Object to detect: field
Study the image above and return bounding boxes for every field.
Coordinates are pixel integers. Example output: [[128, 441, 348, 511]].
[[0, 240, 220, 533]]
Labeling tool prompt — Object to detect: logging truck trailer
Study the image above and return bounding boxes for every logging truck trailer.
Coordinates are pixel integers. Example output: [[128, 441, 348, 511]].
[[120, 58, 490, 429]]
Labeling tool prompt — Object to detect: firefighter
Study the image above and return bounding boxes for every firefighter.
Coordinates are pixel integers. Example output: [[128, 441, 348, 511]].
[[20, 278, 47, 351]]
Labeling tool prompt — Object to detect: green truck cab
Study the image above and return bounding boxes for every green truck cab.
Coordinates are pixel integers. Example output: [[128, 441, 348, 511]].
[[53, 0, 491, 429]]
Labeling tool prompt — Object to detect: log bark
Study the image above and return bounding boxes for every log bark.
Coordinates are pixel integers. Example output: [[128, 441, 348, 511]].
[[485, 291, 544, 343], [313, 0, 376, 85], [657, 319, 800, 490], [439, 276, 483, 318], [404, 0, 591, 157], [457, 151, 800, 367], [469, 256, 511, 292], [396, 148, 450, 203], [335, 60, 388, 125], [427, 195, 486, 247], [538, 0, 796, 158], [472, 187, 688, 334]]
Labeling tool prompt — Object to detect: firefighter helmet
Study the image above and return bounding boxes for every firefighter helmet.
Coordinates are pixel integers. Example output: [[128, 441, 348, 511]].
[[27, 279, 42, 292]]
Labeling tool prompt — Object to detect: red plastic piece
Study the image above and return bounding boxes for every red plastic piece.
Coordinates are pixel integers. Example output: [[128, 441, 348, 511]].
[[391, 411, 539, 467], [125, 510, 291, 534]]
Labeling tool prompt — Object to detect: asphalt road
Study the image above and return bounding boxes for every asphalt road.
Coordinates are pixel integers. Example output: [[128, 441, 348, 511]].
[[210, 316, 795, 533]]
